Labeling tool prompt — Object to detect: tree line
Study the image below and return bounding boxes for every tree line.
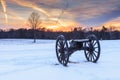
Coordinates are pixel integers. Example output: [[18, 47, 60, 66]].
[[0, 26, 119, 40]]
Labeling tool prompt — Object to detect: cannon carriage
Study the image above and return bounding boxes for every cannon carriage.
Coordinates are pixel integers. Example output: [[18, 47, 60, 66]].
[[55, 34, 101, 66]]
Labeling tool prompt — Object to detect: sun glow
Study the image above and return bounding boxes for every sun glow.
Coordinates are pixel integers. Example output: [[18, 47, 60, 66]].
[[48, 26, 58, 29]]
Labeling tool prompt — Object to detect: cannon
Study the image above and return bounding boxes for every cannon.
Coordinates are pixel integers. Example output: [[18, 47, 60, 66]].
[[55, 34, 101, 66]]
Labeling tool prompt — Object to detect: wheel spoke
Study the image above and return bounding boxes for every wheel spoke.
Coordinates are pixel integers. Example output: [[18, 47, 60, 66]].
[[87, 42, 90, 46], [63, 41, 66, 46], [60, 53, 62, 57], [61, 60, 63, 64], [58, 40, 62, 44], [93, 52, 97, 58], [92, 54, 95, 61], [57, 46, 60, 51], [88, 53, 91, 61], [58, 42, 61, 47], [93, 42, 97, 46], [94, 47, 98, 49], [86, 52, 90, 57], [92, 40, 95, 44], [90, 54, 92, 61], [94, 50, 98, 53]]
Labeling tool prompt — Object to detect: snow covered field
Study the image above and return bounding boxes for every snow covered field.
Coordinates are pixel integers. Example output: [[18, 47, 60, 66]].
[[0, 39, 120, 80]]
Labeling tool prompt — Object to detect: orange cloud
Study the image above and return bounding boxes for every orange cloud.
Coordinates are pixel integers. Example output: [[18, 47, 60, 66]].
[[40, 19, 81, 32], [94, 17, 120, 31], [103, 17, 120, 31]]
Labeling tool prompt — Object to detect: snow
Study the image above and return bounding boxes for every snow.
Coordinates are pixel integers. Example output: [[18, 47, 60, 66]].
[[0, 39, 120, 80]]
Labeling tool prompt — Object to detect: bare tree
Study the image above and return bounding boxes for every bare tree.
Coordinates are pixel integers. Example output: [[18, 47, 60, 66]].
[[28, 12, 41, 43]]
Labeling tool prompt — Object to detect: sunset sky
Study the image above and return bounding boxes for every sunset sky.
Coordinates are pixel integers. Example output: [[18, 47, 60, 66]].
[[0, 0, 120, 31]]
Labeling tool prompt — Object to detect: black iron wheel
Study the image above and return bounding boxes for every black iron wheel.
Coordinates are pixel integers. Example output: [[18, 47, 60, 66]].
[[56, 35, 69, 66], [84, 34, 100, 63]]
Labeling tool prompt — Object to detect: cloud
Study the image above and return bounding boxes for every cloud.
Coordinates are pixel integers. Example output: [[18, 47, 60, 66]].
[[0, 9, 25, 22], [40, 19, 81, 32], [1, 0, 120, 30], [9, 0, 50, 17], [104, 17, 120, 27], [1, 0, 8, 23], [69, 0, 120, 20]]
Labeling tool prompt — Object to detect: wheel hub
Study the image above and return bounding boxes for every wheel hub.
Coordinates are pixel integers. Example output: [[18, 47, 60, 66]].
[[89, 43, 94, 53]]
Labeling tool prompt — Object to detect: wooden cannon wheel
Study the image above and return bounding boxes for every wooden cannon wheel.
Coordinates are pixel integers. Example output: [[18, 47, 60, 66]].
[[56, 35, 69, 66], [84, 34, 101, 63]]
